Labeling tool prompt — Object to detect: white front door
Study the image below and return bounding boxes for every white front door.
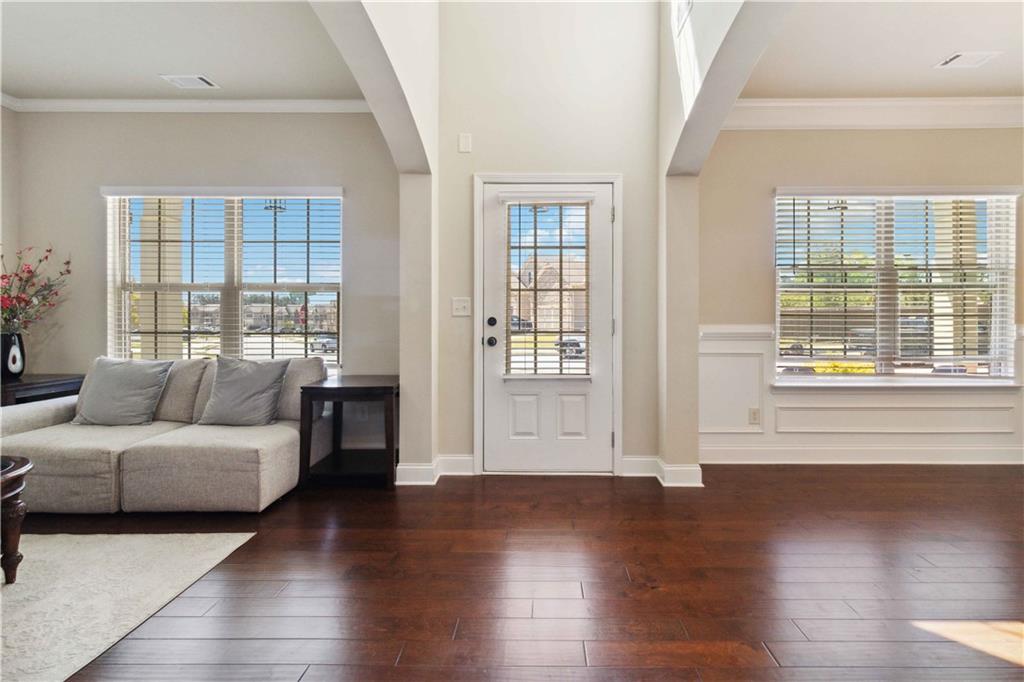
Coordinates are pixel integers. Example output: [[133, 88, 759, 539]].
[[482, 182, 614, 472]]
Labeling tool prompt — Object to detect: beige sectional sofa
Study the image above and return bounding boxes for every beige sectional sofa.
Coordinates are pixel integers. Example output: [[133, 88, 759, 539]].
[[0, 358, 331, 513]]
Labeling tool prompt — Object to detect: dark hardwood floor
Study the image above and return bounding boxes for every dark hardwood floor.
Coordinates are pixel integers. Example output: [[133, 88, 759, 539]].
[[23, 465, 1024, 681]]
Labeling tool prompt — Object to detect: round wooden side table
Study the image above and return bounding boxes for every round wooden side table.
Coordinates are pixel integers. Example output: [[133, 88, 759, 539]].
[[1, 456, 32, 584]]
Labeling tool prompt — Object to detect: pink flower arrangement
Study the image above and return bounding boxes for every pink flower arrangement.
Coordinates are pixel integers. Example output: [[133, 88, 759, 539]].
[[1, 246, 71, 333]]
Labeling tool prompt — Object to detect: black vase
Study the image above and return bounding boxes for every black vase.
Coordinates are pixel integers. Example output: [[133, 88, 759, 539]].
[[2, 333, 26, 381]]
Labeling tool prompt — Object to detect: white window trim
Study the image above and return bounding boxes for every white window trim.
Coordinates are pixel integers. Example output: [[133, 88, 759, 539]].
[[101, 186, 344, 198], [772, 187, 1019, 387], [771, 376, 1023, 390], [105, 189, 343, 366]]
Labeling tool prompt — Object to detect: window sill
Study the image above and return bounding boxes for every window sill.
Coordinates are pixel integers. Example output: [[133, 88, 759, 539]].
[[771, 376, 1022, 390], [503, 374, 592, 382]]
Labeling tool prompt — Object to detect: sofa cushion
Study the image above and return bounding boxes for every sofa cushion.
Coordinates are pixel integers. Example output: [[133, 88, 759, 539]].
[[2, 421, 185, 513], [121, 421, 306, 512], [278, 357, 327, 421], [198, 357, 290, 426], [153, 358, 209, 423], [192, 360, 217, 423], [73, 357, 173, 425], [191, 357, 326, 423]]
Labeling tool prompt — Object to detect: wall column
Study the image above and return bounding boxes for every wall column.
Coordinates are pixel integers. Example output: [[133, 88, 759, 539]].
[[398, 172, 439, 469], [657, 175, 702, 484]]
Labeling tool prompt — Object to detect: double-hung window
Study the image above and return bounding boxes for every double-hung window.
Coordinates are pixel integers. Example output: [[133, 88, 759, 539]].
[[107, 194, 342, 364], [775, 192, 1016, 380]]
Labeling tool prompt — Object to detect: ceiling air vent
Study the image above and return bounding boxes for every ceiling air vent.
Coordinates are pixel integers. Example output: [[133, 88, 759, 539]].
[[934, 52, 1002, 69], [160, 74, 220, 89]]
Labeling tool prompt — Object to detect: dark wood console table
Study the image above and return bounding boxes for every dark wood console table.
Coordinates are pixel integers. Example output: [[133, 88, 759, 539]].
[[2, 373, 85, 406], [299, 375, 399, 488], [2, 456, 32, 584]]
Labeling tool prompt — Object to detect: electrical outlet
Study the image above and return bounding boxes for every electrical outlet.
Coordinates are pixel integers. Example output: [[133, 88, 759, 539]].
[[748, 407, 761, 425]]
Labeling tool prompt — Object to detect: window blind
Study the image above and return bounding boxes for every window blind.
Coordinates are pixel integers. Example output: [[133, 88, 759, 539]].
[[775, 194, 1016, 378], [505, 202, 590, 375], [108, 196, 342, 364]]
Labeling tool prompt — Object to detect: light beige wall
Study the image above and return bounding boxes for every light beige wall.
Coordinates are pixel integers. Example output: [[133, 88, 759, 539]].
[[11, 112, 399, 373], [700, 128, 1024, 324], [438, 1, 661, 457], [1, 107, 19, 254]]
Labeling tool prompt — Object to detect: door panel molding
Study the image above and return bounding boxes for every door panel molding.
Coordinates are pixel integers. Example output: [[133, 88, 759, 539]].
[[473, 173, 623, 475]]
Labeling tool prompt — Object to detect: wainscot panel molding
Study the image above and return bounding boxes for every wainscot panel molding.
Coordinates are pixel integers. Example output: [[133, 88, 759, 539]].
[[698, 325, 1024, 464], [699, 324, 774, 341], [700, 445, 1024, 464], [775, 404, 1017, 435]]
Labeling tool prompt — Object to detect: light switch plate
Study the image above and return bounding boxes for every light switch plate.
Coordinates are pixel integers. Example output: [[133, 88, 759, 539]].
[[451, 296, 471, 317], [458, 132, 472, 153]]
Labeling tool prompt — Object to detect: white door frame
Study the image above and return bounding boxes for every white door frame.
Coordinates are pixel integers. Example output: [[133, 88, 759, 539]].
[[473, 173, 624, 475]]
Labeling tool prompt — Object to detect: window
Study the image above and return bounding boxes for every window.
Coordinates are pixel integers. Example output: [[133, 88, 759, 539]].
[[108, 195, 342, 364], [775, 193, 1016, 379], [506, 202, 589, 375]]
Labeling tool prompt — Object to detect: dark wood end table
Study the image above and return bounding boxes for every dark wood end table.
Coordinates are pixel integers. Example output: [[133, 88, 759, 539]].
[[299, 375, 399, 488], [2, 373, 85, 406], [1, 456, 32, 584]]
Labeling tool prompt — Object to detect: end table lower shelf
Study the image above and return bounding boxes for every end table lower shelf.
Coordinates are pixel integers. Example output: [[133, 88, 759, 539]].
[[310, 448, 400, 481]]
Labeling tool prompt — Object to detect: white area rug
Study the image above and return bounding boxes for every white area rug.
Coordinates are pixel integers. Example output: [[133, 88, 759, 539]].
[[0, 532, 254, 682]]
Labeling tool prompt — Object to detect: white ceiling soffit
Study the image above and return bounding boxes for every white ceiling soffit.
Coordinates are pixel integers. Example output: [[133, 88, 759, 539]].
[[311, 1, 430, 174], [1, 1, 365, 104], [725, 96, 1024, 130], [743, 2, 1023, 99], [669, 2, 792, 175]]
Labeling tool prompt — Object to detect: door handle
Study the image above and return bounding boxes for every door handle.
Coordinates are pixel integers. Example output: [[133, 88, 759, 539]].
[[486, 336, 498, 347]]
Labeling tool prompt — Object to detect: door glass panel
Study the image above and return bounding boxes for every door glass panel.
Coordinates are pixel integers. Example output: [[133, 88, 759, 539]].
[[506, 203, 590, 375]]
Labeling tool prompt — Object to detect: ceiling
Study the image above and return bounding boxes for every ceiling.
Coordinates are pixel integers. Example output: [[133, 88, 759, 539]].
[[1, 2, 362, 100], [743, 2, 1023, 98]]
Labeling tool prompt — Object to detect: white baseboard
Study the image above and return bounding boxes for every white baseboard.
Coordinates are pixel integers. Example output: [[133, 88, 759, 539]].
[[398, 455, 703, 486], [436, 454, 475, 476], [700, 446, 1024, 465], [620, 456, 663, 477], [395, 462, 437, 485], [661, 462, 704, 486], [621, 456, 704, 487], [396, 455, 475, 485]]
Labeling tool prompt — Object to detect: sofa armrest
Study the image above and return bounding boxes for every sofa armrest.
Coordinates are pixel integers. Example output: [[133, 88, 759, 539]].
[[1, 395, 78, 437]]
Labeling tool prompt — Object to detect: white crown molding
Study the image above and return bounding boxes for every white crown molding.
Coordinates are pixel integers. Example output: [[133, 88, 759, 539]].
[[725, 97, 1024, 130], [1, 93, 370, 114]]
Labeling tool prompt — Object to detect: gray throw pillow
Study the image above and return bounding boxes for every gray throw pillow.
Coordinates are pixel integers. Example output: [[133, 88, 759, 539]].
[[73, 357, 174, 426], [198, 357, 291, 426]]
